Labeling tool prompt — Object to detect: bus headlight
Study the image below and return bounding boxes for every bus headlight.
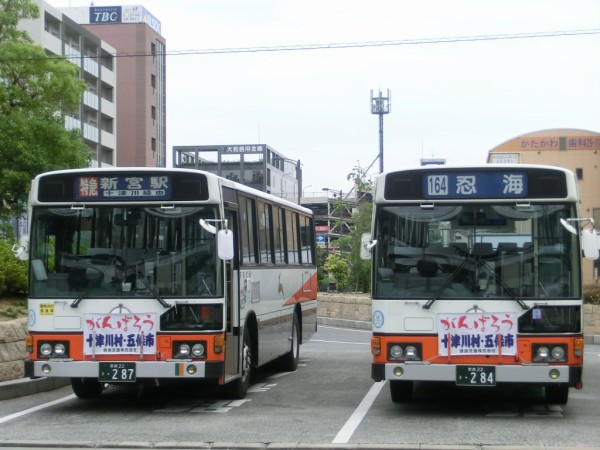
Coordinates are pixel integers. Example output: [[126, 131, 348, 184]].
[[389, 345, 403, 359], [54, 343, 66, 356], [37, 341, 69, 358], [537, 347, 550, 360], [192, 343, 205, 357], [404, 346, 418, 360], [551, 346, 565, 361], [533, 344, 567, 362], [387, 343, 421, 361], [178, 343, 191, 357], [40, 343, 53, 357], [173, 341, 207, 360]]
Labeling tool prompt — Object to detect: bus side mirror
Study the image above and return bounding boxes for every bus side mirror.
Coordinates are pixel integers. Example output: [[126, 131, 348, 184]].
[[581, 228, 599, 260], [217, 229, 234, 261], [12, 235, 29, 261], [360, 233, 376, 260]]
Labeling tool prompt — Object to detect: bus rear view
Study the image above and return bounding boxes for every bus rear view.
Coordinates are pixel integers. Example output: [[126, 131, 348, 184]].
[[364, 165, 596, 404]]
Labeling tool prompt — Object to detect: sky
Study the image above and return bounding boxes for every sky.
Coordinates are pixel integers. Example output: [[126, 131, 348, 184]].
[[46, 0, 600, 196]]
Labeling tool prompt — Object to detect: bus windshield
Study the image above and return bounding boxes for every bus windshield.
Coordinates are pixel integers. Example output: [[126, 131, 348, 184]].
[[29, 205, 223, 299], [373, 203, 580, 300]]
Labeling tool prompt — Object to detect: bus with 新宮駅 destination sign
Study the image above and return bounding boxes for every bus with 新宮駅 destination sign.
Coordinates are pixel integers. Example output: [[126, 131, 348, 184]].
[[14, 167, 317, 399], [361, 164, 599, 404]]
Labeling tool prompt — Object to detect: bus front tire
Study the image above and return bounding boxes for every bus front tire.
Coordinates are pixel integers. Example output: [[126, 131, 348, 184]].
[[71, 377, 104, 399], [545, 383, 569, 404], [390, 380, 413, 403], [224, 327, 252, 399]]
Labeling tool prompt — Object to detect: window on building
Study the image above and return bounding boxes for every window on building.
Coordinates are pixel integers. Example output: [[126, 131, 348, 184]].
[[576, 168, 583, 180], [151, 74, 156, 88], [151, 138, 156, 152], [151, 105, 156, 120], [151, 42, 156, 57]]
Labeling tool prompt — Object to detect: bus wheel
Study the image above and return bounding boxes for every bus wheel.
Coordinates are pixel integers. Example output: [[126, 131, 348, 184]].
[[390, 380, 413, 403], [71, 378, 104, 399], [225, 327, 252, 399], [545, 384, 569, 404], [279, 313, 300, 372]]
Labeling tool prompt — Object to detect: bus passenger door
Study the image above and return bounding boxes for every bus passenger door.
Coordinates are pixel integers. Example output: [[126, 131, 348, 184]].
[[224, 208, 241, 381]]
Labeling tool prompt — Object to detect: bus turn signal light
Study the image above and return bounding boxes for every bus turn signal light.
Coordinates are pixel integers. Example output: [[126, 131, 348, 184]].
[[371, 337, 381, 356]]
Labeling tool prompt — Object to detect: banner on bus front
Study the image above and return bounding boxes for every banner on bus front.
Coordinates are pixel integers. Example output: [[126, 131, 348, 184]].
[[437, 312, 517, 356], [83, 313, 157, 355]]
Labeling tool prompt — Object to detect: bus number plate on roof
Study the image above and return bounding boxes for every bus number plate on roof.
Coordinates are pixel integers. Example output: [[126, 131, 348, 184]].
[[424, 172, 528, 199], [99, 362, 136, 382], [456, 365, 495, 386], [75, 175, 172, 201]]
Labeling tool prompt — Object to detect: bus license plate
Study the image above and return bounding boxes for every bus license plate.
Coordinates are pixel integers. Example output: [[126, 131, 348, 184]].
[[99, 362, 136, 382], [456, 365, 495, 386]]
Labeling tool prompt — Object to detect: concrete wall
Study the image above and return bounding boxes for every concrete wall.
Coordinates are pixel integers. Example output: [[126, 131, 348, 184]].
[[0, 319, 27, 382], [1, 294, 599, 383]]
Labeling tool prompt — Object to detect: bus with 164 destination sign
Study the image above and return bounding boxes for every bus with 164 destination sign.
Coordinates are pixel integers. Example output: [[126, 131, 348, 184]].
[[14, 168, 317, 399], [361, 164, 599, 404]]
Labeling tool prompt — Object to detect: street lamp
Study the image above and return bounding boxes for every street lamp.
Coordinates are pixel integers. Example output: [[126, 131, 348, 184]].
[[321, 187, 342, 198], [303, 185, 313, 197], [321, 187, 343, 254]]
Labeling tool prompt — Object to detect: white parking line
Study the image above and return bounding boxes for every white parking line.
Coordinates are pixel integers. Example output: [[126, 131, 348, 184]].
[[311, 339, 370, 346], [332, 381, 386, 444], [0, 394, 76, 424]]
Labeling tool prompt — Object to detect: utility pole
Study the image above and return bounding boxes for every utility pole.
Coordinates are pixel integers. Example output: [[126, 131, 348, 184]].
[[370, 90, 391, 173]]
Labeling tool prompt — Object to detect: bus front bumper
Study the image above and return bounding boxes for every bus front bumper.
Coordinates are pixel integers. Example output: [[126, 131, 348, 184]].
[[372, 362, 579, 385], [25, 360, 224, 380]]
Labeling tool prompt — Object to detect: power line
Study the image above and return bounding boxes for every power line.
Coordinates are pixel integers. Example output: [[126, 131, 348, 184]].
[[1, 28, 598, 62], [168, 28, 600, 56]]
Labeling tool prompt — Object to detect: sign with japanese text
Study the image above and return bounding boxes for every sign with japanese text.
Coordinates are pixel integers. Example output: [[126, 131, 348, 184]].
[[74, 175, 172, 201], [437, 312, 517, 356], [489, 153, 519, 164], [423, 171, 527, 199], [90, 6, 161, 34], [83, 313, 157, 355], [220, 145, 265, 154], [518, 136, 600, 151]]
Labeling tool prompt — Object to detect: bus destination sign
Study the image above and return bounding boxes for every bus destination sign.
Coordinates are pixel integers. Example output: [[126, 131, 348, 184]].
[[423, 171, 528, 199], [74, 175, 172, 201]]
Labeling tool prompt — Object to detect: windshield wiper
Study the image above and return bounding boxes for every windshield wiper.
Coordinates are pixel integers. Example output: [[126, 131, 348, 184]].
[[423, 255, 529, 310], [133, 265, 171, 308], [423, 257, 468, 309]]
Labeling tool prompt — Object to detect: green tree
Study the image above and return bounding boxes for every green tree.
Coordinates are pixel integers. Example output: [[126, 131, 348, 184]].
[[324, 252, 350, 292], [0, 0, 90, 218], [331, 163, 374, 293]]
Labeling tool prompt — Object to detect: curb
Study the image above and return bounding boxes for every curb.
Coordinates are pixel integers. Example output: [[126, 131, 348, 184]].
[[0, 376, 70, 401]]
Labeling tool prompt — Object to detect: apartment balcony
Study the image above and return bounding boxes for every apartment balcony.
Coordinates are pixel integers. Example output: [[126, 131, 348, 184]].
[[43, 30, 62, 55], [100, 66, 116, 86], [83, 122, 99, 143], [100, 130, 116, 150], [83, 56, 99, 77], [83, 91, 99, 110], [100, 97, 116, 118]]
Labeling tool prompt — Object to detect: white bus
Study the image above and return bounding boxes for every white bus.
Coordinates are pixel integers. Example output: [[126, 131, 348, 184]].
[[16, 168, 317, 399], [362, 165, 598, 404]]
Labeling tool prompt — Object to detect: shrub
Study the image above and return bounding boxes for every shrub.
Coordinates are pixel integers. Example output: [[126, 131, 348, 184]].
[[584, 285, 600, 305], [0, 240, 27, 296]]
